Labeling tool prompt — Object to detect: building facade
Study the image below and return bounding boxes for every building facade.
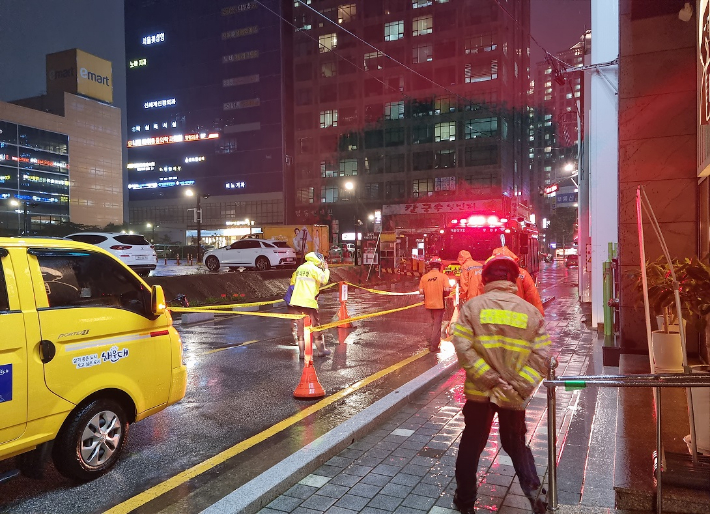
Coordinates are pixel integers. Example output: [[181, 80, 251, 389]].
[[529, 31, 588, 253], [124, 0, 293, 244], [0, 50, 124, 233], [290, 0, 530, 239]]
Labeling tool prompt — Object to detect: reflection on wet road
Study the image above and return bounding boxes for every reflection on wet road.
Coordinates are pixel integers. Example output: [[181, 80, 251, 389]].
[[1, 278, 450, 514]]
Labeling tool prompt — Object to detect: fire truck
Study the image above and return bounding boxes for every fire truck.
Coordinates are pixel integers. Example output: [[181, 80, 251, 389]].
[[427, 213, 540, 281]]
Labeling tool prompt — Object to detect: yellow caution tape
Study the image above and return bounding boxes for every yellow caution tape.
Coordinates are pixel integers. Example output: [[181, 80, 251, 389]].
[[190, 298, 284, 309], [170, 307, 305, 320], [311, 301, 424, 332], [343, 281, 419, 296]]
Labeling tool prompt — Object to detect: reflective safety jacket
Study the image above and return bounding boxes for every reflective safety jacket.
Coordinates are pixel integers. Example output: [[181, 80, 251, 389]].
[[419, 269, 451, 310], [457, 250, 483, 303], [290, 253, 330, 310], [491, 246, 544, 315], [451, 280, 551, 409]]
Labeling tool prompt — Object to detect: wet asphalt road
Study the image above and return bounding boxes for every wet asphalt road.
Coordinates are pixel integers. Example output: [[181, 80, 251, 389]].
[[0, 280, 452, 514]]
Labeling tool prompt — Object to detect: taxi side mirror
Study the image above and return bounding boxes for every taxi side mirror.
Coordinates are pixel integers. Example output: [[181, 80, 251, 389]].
[[151, 285, 167, 315]]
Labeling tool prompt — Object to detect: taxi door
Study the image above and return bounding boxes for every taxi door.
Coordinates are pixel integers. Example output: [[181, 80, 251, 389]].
[[27, 248, 172, 414], [0, 248, 30, 444]]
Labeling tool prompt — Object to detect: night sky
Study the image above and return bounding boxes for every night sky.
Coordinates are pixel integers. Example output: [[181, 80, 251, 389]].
[[0, 0, 589, 103]]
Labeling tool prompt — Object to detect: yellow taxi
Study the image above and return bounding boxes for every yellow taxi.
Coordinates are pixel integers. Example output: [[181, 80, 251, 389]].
[[0, 237, 187, 481]]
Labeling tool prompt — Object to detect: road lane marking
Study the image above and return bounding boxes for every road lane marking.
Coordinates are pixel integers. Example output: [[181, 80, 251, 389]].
[[103, 349, 432, 514], [204, 340, 259, 354]]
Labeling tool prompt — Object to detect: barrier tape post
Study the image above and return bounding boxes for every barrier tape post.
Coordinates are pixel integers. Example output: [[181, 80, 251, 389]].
[[294, 316, 325, 399], [337, 281, 353, 328]]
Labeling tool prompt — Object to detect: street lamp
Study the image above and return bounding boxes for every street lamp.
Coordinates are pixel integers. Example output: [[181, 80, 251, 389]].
[[9, 198, 38, 235], [344, 181, 361, 265], [146, 222, 157, 243], [185, 188, 210, 264]]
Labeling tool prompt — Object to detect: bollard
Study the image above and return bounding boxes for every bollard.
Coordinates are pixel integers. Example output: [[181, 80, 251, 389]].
[[176, 253, 180, 265], [294, 316, 325, 399], [336, 282, 353, 328], [546, 356, 559, 512], [603, 261, 613, 345], [164, 255, 167, 265]]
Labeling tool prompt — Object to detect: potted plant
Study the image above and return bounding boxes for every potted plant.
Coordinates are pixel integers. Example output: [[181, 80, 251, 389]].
[[636, 255, 710, 454]]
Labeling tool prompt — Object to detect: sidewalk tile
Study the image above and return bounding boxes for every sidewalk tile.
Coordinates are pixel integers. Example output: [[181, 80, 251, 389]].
[[390, 473, 423, 487], [428, 507, 457, 514], [367, 493, 403, 510], [284, 483, 319, 500], [330, 473, 362, 487], [392, 429, 416, 437], [380, 482, 414, 498], [392, 506, 427, 514], [301, 493, 338, 511], [300, 474, 332, 487], [401, 463, 431, 476], [401, 493, 437, 510], [411, 482, 444, 497], [266, 495, 303, 512], [319, 483, 351, 499], [349, 482, 383, 498], [372, 463, 403, 477], [325, 507, 358, 514], [361, 473, 393, 487], [344, 464, 374, 477], [502, 493, 531, 510], [334, 494, 370, 511], [475, 494, 504, 510]]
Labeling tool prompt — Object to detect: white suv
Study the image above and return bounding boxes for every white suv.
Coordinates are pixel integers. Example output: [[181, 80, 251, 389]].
[[65, 233, 157, 276], [204, 239, 296, 271]]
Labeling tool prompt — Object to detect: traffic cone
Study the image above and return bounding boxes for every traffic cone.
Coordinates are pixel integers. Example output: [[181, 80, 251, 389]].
[[336, 282, 353, 328], [294, 316, 325, 399]]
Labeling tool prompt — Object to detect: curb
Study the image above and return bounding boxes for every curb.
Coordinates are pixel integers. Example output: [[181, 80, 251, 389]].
[[200, 354, 460, 514]]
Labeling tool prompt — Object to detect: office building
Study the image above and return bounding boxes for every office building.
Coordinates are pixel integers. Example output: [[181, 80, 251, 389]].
[[124, 0, 293, 245], [529, 31, 589, 242], [0, 49, 123, 233], [291, 0, 530, 239]]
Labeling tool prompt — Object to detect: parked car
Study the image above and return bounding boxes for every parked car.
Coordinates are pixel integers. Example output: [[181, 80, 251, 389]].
[[203, 238, 297, 271], [0, 236, 186, 481], [565, 254, 579, 267], [65, 233, 157, 276]]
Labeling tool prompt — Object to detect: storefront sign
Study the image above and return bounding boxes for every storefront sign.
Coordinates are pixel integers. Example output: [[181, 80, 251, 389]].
[[382, 198, 503, 215]]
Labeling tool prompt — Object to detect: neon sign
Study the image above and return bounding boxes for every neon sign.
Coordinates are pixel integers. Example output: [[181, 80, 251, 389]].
[[225, 182, 246, 189], [129, 58, 147, 69], [185, 156, 205, 163], [142, 33, 164, 45], [127, 132, 219, 148], [144, 98, 176, 109]]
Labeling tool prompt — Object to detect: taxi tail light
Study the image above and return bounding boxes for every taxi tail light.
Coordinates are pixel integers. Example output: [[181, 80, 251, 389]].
[[111, 245, 132, 250]]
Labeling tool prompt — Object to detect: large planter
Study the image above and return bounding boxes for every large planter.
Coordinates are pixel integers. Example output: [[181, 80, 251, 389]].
[[685, 366, 710, 455], [651, 330, 684, 373]]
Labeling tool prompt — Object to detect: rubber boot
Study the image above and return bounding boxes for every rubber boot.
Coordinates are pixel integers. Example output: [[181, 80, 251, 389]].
[[315, 336, 331, 357], [291, 322, 300, 346]]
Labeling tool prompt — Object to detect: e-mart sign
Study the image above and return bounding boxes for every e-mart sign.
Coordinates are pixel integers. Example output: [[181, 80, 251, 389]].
[[46, 49, 113, 104]]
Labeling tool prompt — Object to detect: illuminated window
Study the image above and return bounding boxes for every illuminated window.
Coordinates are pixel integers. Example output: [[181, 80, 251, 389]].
[[413, 0, 432, 7], [412, 178, 434, 197], [320, 185, 339, 203], [465, 118, 498, 139], [412, 44, 433, 63], [465, 61, 498, 83], [321, 61, 337, 78], [384, 20, 404, 41], [385, 101, 404, 120], [340, 159, 358, 176], [363, 51, 384, 71], [412, 15, 432, 36], [435, 122, 456, 142], [319, 33, 337, 52], [337, 3, 356, 23], [434, 95, 455, 114], [296, 187, 314, 204], [464, 34, 496, 54], [319, 109, 338, 128]]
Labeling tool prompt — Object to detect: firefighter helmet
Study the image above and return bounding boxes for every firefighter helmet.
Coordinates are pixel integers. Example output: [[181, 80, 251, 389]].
[[482, 254, 519, 284]]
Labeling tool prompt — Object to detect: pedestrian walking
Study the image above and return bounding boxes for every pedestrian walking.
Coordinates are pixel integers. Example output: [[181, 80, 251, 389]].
[[418, 256, 452, 353], [492, 245, 544, 315], [457, 250, 483, 305], [288, 252, 332, 359], [450, 254, 551, 514]]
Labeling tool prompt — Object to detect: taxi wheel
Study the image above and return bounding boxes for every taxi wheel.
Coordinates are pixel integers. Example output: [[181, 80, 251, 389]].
[[52, 399, 129, 482], [205, 256, 220, 271], [255, 256, 270, 271]]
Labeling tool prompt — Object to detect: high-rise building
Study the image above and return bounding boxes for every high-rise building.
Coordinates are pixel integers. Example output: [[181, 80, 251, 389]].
[[291, 0, 530, 239], [529, 30, 589, 248], [124, 0, 293, 245]]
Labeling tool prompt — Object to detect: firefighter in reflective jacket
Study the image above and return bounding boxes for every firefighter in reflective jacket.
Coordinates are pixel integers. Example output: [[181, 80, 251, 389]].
[[289, 252, 332, 359], [457, 250, 483, 304], [492, 246, 544, 315], [450, 254, 551, 514]]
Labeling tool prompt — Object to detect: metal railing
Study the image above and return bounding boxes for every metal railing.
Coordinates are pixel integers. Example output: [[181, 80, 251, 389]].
[[543, 356, 710, 514]]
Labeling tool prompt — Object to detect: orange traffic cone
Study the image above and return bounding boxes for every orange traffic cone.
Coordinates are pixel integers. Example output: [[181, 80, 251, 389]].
[[294, 316, 325, 399], [336, 282, 353, 328]]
